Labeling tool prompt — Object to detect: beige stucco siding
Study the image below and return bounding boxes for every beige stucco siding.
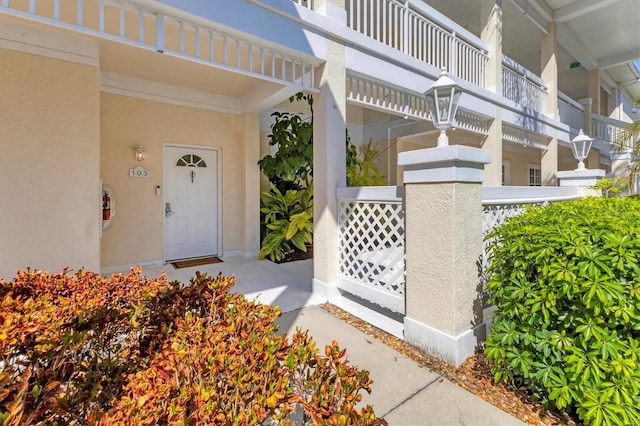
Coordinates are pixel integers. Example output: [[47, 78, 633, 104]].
[[0, 48, 100, 280], [100, 94, 243, 267]]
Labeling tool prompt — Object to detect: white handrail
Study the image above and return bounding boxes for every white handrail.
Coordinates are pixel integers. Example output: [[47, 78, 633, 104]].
[[482, 186, 582, 205], [336, 186, 404, 202]]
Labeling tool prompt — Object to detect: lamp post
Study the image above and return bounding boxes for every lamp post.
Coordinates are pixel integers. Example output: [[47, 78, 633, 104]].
[[424, 69, 462, 147], [570, 129, 593, 170]]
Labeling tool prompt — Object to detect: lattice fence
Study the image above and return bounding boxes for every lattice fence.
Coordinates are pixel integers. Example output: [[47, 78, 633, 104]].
[[337, 197, 405, 314]]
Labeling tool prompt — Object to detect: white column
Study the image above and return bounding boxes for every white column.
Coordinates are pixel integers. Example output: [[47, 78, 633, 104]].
[[242, 113, 261, 257], [541, 22, 558, 185], [579, 98, 593, 135], [312, 32, 346, 296], [399, 145, 490, 366], [480, 0, 503, 185], [587, 69, 601, 115]]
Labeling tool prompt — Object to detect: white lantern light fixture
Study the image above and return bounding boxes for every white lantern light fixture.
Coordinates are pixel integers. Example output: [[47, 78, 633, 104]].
[[135, 145, 146, 162], [570, 129, 593, 171], [424, 69, 462, 147]]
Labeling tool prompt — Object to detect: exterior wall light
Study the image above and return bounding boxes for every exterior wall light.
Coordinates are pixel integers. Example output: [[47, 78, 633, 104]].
[[570, 129, 593, 170], [135, 145, 146, 162], [424, 69, 462, 147]]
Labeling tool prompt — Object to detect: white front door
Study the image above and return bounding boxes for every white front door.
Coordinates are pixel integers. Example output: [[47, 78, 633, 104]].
[[164, 145, 219, 261]]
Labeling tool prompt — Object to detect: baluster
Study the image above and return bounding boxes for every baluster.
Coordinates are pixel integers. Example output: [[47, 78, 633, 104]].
[[119, 1, 125, 38], [195, 26, 200, 58], [450, 31, 457, 77], [236, 39, 240, 70], [138, 8, 144, 42], [260, 48, 264, 75], [99, 0, 104, 32], [223, 35, 228, 65], [156, 13, 164, 52], [209, 31, 214, 61], [77, 0, 83, 26], [179, 21, 184, 53], [54, 0, 60, 20]]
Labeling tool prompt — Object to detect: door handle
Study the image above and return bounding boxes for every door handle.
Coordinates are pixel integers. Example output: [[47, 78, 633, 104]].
[[165, 202, 174, 217]]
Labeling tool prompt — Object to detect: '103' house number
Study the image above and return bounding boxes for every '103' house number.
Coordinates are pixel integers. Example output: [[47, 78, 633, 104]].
[[129, 166, 149, 178]]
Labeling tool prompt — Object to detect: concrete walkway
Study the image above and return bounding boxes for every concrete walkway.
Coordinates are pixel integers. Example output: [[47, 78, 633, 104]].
[[126, 258, 524, 425], [277, 307, 524, 426]]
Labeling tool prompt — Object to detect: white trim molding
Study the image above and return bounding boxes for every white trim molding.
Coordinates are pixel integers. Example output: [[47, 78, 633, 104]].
[[101, 72, 242, 114], [404, 317, 487, 367]]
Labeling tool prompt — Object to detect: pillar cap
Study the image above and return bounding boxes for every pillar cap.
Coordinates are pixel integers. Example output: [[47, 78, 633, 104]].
[[556, 168, 605, 187], [399, 145, 491, 184]]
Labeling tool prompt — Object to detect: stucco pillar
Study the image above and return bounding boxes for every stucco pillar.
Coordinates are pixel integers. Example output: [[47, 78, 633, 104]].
[[588, 69, 601, 115], [312, 33, 346, 296], [540, 22, 559, 185], [610, 150, 631, 180], [579, 98, 593, 135], [242, 113, 261, 257], [480, 0, 503, 185], [399, 145, 491, 366]]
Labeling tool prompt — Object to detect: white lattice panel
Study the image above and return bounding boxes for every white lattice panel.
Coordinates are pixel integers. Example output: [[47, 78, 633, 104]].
[[338, 200, 405, 313]]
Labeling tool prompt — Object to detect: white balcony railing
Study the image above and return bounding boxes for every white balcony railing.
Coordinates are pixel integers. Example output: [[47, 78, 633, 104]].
[[291, 0, 313, 9], [502, 55, 547, 112], [558, 91, 585, 131], [1, 0, 317, 91], [346, 0, 488, 88], [592, 114, 633, 147]]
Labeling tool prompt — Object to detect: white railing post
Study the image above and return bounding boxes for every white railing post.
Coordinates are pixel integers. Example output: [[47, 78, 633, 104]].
[[399, 145, 490, 366], [402, 1, 410, 55], [155, 13, 164, 52], [450, 31, 457, 77], [77, 0, 83, 26]]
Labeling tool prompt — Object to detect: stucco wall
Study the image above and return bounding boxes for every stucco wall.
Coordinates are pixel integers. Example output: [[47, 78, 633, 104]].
[[100, 94, 244, 267], [503, 150, 542, 186], [0, 48, 100, 280]]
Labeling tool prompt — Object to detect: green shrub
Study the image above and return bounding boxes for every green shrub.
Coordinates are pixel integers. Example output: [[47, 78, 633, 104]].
[[484, 196, 640, 425], [591, 177, 629, 198], [259, 184, 314, 262], [0, 268, 385, 425]]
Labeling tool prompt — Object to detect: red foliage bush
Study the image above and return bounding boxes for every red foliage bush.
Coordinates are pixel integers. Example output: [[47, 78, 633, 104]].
[[0, 268, 385, 425]]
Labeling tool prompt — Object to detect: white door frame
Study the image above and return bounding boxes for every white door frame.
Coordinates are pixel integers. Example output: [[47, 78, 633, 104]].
[[163, 143, 222, 262]]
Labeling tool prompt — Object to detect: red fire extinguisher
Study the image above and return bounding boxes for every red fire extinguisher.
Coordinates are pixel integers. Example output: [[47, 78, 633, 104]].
[[102, 191, 111, 221]]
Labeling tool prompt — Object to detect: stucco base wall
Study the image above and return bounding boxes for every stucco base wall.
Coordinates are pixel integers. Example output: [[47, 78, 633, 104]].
[[0, 48, 100, 280]]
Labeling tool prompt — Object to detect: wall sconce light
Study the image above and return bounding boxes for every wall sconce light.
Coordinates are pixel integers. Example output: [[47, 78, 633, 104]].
[[424, 69, 462, 147], [135, 145, 146, 162], [570, 129, 593, 171]]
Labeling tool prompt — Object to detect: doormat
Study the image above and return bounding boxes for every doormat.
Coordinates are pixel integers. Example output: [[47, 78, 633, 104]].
[[172, 256, 223, 269]]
